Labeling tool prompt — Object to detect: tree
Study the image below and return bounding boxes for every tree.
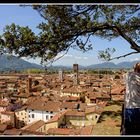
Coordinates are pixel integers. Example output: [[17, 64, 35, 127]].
[[0, 5, 139, 65]]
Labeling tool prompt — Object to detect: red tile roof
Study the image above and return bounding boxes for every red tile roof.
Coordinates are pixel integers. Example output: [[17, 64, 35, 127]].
[[47, 110, 68, 124], [60, 102, 78, 109], [22, 120, 45, 132], [0, 124, 8, 132], [85, 106, 96, 114], [28, 101, 61, 112], [80, 125, 93, 135], [47, 128, 73, 135], [3, 128, 22, 135], [65, 110, 85, 117]]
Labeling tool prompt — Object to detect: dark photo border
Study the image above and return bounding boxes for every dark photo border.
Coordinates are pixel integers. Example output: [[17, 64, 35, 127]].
[[0, 1, 140, 140]]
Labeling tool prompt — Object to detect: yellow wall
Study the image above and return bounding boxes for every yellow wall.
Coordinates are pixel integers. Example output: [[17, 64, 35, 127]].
[[86, 113, 100, 125], [66, 113, 100, 127], [45, 122, 58, 133], [36, 125, 46, 133], [61, 92, 84, 98], [43, 113, 65, 133], [20, 98, 28, 104], [85, 96, 90, 104], [15, 109, 28, 128]]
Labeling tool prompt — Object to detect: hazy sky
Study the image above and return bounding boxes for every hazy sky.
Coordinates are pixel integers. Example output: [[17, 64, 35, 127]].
[[0, 4, 140, 66]]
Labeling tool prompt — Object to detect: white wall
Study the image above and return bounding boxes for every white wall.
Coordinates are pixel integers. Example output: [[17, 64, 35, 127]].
[[27, 109, 57, 124]]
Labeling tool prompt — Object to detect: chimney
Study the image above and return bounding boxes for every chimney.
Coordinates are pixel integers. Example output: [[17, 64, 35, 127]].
[[26, 75, 32, 95]]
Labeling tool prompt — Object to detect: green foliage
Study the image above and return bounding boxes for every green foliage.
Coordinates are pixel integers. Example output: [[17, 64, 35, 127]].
[[88, 69, 114, 75], [23, 68, 45, 73], [0, 5, 139, 64], [98, 48, 116, 61]]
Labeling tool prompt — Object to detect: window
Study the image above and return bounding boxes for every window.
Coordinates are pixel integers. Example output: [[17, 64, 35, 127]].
[[50, 111, 53, 114], [29, 115, 30, 118], [32, 109, 34, 111], [32, 114, 34, 118], [46, 115, 49, 120], [95, 115, 98, 119], [50, 116, 53, 118], [21, 112, 23, 115], [46, 111, 48, 113]]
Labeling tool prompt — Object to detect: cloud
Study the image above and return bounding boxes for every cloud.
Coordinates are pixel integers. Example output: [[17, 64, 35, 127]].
[[83, 57, 88, 60], [74, 56, 82, 59], [64, 54, 73, 58], [130, 58, 140, 61], [54, 53, 89, 61], [74, 56, 88, 60]]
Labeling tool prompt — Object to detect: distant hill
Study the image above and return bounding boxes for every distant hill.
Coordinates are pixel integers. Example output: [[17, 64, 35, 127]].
[[116, 61, 139, 68], [0, 54, 139, 71], [51, 61, 139, 70], [87, 62, 117, 69], [0, 55, 43, 71], [86, 61, 139, 69]]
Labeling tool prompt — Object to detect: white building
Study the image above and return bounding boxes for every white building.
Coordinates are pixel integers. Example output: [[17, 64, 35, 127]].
[[27, 101, 61, 124]]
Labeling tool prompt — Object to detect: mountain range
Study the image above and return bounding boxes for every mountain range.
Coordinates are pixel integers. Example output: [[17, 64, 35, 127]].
[[0, 55, 43, 71], [0, 55, 139, 71]]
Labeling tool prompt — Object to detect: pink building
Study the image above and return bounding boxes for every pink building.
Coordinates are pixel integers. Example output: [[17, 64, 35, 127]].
[[1, 111, 15, 127]]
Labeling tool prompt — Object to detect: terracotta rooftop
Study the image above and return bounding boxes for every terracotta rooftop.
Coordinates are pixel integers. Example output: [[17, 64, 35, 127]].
[[67, 96, 80, 101], [47, 110, 68, 124], [12, 92, 31, 98], [65, 110, 85, 117], [25, 96, 49, 105], [60, 102, 78, 109], [47, 125, 94, 135], [27, 101, 61, 112], [97, 101, 108, 107], [111, 86, 125, 94], [47, 128, 73, 135], [15, 106, 27, 112], [0, 99, 9, 107], [1, 111, 14, 115], [94, 108, 104, 115], [21, 130, 46, 135], [85, 106, 96, 114], [3, 128, 22, 135], [22, 120, 45, 132], [62, 86, 86, 93], [0, 124, 8, 132], [80, 125, 94, 135]]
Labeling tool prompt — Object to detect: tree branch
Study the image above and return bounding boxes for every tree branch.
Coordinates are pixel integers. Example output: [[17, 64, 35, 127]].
[[45, 36, 79, 65], [112, 25, 140, 52], [109, 51, 139, 60]]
